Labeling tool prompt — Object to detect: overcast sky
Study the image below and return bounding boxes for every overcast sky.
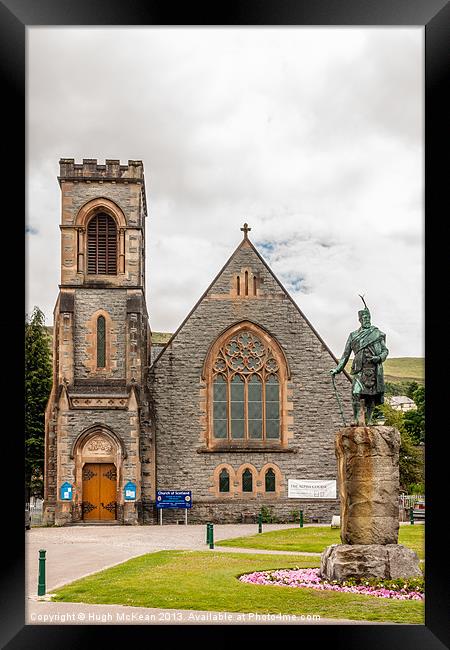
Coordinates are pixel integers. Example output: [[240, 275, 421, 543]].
[[26, 27, 423, 358]]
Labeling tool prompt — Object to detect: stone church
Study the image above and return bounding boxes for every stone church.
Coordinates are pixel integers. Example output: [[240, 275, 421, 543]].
[[43, 158, 352, 526]]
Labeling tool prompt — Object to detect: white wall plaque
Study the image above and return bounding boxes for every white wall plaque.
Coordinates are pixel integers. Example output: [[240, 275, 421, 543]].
[[288, 479, 337, 499]]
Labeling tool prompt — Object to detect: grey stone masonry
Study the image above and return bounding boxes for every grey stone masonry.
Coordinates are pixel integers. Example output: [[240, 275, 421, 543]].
[[149, 239, 353, 524], [74, 289, 127, 380], [43, 157, 152, 526], [58, 158, 147, 225]]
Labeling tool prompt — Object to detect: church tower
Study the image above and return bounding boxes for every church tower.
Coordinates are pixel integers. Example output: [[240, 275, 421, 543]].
[[43, 159, 153, 525]]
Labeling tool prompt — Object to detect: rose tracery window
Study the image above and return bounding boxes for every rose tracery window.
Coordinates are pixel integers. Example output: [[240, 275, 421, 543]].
[[211, 330, 281, 443]]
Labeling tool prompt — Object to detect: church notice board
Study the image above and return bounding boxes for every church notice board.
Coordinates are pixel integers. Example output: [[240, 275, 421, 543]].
[[288, 480, 336, 499], [156, 491, 192, 509]]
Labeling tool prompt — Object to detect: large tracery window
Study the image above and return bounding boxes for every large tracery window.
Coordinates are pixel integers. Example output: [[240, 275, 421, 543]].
[[87, 212, 118, 275], [211, 330, 281, 443]]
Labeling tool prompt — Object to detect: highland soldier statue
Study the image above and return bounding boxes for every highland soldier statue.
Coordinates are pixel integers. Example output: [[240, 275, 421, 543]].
[[330, 296, 388, 426]]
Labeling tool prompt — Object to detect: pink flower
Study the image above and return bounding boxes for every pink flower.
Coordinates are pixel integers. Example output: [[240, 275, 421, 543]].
[[238, 569, 424, 601]]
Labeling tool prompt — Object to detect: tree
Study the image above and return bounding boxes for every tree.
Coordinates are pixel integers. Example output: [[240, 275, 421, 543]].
[[405, 381, 420, 399], [25, 307, 52, 501], [379, 402, 423, 492], [403, 385, 425, 445]]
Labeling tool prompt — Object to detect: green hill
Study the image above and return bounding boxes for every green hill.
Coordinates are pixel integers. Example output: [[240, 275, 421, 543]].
[[345, 357, 424, 385]]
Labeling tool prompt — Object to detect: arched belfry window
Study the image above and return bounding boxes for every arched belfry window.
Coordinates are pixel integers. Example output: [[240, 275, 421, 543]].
[[87, 212, 117, 275], [210, 328, 283, 444], [97, 316, 106, 368]]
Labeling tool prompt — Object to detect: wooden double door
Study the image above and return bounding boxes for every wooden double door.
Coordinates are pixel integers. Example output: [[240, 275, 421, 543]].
[[82, 463, 117, 521]]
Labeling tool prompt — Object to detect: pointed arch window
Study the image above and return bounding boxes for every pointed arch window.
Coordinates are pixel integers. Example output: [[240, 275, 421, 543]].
[[219, 469, 230, 493], [242, 468, 253, 492], [265, 468, 276, 492], [87, 212, 117, 275], [211, 329, 282, 444], [97, 316, 106, 368]]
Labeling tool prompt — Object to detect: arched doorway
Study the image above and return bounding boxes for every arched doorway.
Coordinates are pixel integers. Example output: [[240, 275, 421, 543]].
[[73, 428, 123, 522]]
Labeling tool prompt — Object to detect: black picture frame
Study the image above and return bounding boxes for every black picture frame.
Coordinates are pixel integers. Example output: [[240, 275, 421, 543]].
[[2, 0, 448, 647]]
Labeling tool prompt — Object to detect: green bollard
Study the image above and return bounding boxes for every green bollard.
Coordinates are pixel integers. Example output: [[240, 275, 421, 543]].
[[206, 522, 211, 544], [409, 507, 414, 525], [209, 524, 214, 549], [258, 512, 262, 534], [299, 510, 304, 528], [38, 549, 46, 596]]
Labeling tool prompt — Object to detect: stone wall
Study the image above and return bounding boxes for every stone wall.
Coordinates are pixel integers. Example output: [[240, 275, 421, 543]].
[[73, 289, 127, 381], [149, 239, 353, 523]]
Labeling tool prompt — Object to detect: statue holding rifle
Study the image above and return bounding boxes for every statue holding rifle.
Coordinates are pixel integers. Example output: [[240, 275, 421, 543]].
[[330, 296, 389, 426]]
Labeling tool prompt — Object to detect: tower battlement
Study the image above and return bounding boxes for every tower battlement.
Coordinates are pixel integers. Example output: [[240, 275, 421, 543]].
[[58, 158, 144, 183]]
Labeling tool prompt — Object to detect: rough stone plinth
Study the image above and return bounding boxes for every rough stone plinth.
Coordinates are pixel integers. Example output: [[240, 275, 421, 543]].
[[320, 543, 422, 581], [336, 426, 401, 545]]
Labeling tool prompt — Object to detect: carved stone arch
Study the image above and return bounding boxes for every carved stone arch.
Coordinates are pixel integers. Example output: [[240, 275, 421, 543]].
[[258, 462, 284, 497], [74, 198, 126, 275], [75, 197, 127, 229], [71, 424, 128, 460], [71, 425, 126, 517], [209, 463, 236, 498], [236, 463, 258, 495], [202, 320, 293, 449], [202, 320, 291, 381]]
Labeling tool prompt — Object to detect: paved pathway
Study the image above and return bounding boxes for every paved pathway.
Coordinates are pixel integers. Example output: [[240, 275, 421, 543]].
[[25, 523, 417, 626], [26, 523, 305, 595]]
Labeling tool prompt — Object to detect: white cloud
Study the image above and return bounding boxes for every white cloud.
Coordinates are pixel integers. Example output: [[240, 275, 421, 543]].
[[26, 27, 424, 357]]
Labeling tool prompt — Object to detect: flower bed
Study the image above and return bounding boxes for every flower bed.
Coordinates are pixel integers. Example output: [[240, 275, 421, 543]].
[[239, 568, 424, 600]]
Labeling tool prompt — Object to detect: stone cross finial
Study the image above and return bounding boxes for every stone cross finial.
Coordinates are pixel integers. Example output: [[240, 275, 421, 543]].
[[240, 223, 251, 239]]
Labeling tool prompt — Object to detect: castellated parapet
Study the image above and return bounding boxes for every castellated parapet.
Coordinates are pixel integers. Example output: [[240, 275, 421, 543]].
[[59, 158, 145, 183]]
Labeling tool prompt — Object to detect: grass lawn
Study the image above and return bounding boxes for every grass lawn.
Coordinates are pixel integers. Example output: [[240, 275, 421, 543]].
[[51, 550, 424, 624], [216, 524, 425, 559]]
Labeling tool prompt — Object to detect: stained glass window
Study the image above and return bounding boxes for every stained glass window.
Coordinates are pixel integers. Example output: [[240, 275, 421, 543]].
[[213, 375, 227, 438], [219, 469, 230, 492], [211, 329, 282, 443], [97, 316, 106, 368], [242, 469, 253, 492], [248, 375, 262, 439], [265, 375, 280, 438], [265, 468, 276, 492], [231, 375, 245, 438]]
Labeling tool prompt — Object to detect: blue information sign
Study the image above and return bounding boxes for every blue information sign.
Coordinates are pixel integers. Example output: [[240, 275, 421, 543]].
[[156, 491, 192, 509], [60, 482, 72, 501], [124, 481, 137, 501]]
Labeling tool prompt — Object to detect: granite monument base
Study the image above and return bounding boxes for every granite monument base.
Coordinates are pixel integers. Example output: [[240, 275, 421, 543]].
[[320, 543, 422, 581]]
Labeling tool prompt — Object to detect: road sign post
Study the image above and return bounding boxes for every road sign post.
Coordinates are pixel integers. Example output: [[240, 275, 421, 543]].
[[156, 491, 192, 525]]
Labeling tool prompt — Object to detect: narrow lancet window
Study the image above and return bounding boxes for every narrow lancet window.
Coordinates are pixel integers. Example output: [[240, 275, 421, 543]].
[[265, 468, 276, 492], [242, 468, 253, 492], [219, 469, 230, 492], [97, 316, 106, 368]]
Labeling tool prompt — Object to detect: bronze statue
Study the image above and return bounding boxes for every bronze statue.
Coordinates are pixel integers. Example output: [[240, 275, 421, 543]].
[[330, 296, 388, 425]]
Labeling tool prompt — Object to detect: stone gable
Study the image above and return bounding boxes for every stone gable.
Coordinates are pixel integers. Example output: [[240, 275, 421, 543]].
[[149, 237, 353, 523]]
